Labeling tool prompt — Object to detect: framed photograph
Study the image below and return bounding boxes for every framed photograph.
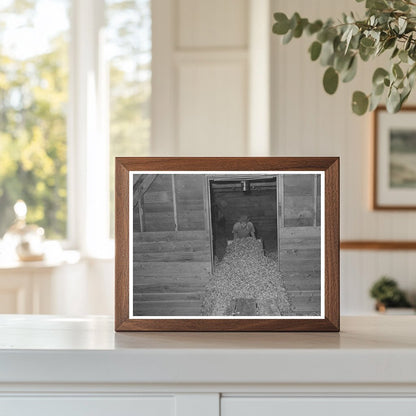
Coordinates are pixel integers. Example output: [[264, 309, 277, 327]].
[[115, 157, 339, 331], [374, 106, 416, 209]]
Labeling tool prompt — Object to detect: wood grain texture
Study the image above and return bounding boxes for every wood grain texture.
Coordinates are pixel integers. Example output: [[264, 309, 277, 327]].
[[340, 240, 416, 250], [115, 157, 340, 332]]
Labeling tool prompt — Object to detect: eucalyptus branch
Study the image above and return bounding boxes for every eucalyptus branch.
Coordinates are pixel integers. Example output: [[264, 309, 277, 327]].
[[272, 0, 416, 115]]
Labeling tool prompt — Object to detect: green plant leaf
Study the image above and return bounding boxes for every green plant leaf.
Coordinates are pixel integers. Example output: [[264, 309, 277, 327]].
[[387, 87, 401, 112], [334, 52, 352, 72], [352, 91, 369, 115], [369, 92, 383, 111], [309, 41, 322, 61], [393, 63, 404, 79], [383, 37, 396, 50], [372, 67, 389, 86], [307, 20, 323, 35], [273, 13, 290, 34], [366, 0, 388, 7], [405, 33, 413, 50], [342, 56, 358, 82], [320, 40, 335, 66], [323, 67, 339, 94], [282, 29, 293, 44], [399, 49, 408, 63], [391, 47, 399, 59]]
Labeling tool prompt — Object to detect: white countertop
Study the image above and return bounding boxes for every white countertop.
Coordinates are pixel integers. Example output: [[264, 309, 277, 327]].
[[0, 315, 415, 387]]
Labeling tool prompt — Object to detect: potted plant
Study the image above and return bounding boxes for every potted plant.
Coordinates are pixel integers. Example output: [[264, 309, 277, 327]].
[[272, 0, 416, 115], [369, 276, 414, 313]]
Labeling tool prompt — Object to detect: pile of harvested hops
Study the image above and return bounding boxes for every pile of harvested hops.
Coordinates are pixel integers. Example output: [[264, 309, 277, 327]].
[[201, 237, 292, 316]]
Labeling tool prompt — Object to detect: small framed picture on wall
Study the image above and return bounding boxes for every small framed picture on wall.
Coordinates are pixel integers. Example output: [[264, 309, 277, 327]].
[[374, 106, 416, 209]]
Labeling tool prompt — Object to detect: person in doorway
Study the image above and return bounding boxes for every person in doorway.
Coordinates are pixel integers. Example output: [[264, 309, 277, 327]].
[[232, 215, 256, 239]]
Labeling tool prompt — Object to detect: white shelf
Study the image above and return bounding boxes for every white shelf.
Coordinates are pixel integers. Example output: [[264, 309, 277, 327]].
[[0, 315, 415, 388]]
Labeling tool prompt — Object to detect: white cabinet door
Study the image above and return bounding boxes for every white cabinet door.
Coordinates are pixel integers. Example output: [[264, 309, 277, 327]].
[[222, 397, 416, 416], [0, 396, 175, 416]]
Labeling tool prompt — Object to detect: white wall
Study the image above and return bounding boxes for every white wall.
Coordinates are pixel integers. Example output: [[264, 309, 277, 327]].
[[270, 0, 416, 313], [41, 0, 416, 316]]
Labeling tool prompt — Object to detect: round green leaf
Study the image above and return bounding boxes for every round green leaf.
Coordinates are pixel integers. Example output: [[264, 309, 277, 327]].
[[309, 41, 322, 61], [273, 13, 290, 35], [372, 68, 389, 86], [323, 67, 339, 95], [360, 37, 375, 48], [307, 20, 323, 35], [352, 91, 369, 115]]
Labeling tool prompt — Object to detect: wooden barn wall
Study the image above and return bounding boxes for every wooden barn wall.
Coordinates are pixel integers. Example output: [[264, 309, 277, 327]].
[[142, 175, 175, 232], [133, 230, 211, 316], [211, 184, 277, 255], [279, 175, 321, 273], [175, 174, 206, 231], [140, 174, 207, 232]]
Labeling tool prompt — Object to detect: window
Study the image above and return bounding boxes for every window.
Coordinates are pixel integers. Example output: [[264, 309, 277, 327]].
[[0, 0, 151, 251], [0, 0, 70, 239], [106, 0, 151, 237]]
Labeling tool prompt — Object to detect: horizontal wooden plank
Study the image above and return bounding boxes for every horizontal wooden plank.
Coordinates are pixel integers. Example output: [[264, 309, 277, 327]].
[[280, 227, 321, 238], [283, 280, 321, 291], [340, 240, 416, 250], [133, 300, 203, 316], [134, 240, 210, 253], [289, 290, 321, 313], [288, 290, 321, 298], [279, 249, 320, 259], [134, 292, 203, 302], [133, 262, 211, 277], [133, 275, 209, 285], [280, 260, 321, 272], [134, 282, 207, 293], [134, 250, 210, 262], [280, 239, 321, 249], [134, 231, 209, 242]]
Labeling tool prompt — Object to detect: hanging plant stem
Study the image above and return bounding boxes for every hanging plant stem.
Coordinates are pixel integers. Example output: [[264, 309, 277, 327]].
[[272, 0, 416, 115]]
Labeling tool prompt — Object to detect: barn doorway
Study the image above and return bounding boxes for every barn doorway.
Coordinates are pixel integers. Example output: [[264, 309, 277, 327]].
[[208, 176, 278, 266]]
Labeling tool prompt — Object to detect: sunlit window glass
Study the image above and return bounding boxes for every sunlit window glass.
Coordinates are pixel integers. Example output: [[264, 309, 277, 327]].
[[106, 0, 151, 237], [0, 0, 70, 239]]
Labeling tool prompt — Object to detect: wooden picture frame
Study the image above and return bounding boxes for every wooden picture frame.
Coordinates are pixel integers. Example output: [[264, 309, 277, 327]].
[[373, 106, 416, 210], [115, 157, 339, 332]]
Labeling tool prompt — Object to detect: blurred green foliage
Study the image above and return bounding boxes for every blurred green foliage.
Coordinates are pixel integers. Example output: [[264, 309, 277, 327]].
[[0, 2, 68, 238], [370, 276, 412, 307], [0, 0, 151, 239], [107, 0, 151, 237]]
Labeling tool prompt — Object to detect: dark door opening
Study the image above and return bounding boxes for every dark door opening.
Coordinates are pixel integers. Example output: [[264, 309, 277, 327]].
[[209, 176, 277, 265]]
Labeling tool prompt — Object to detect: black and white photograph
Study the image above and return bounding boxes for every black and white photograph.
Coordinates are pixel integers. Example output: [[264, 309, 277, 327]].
[[130, 172, 324, 318], [389, 129, 416, 189], [374, 107, 416, 209]]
